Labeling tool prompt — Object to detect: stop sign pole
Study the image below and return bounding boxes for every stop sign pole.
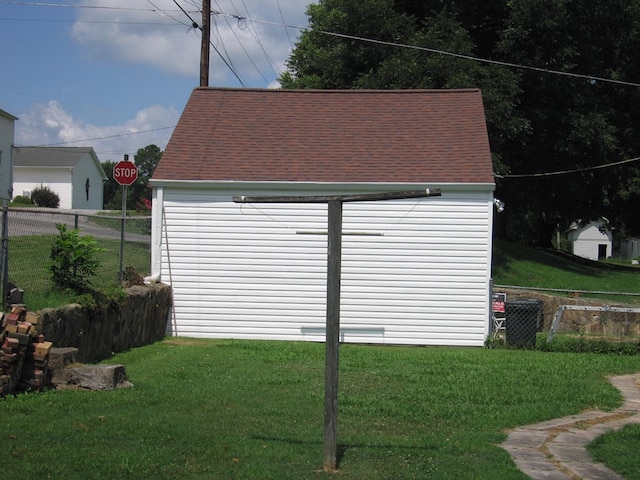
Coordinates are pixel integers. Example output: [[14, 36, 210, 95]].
[[113, 155, 138, 281]]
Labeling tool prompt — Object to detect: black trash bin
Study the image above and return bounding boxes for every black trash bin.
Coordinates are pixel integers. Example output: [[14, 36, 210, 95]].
[[505, 298, 543, 347]]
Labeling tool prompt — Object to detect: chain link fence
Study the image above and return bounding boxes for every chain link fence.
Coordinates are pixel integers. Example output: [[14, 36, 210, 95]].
[[1, 207, 151, 307], [492, 286, 640, 347]]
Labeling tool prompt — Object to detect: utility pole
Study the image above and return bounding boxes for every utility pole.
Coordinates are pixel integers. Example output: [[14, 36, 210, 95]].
[[200, 0, 210, 86]]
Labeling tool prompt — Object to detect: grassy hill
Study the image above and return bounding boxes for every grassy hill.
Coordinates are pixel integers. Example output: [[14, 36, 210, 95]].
[[492, 240, 640, 304]]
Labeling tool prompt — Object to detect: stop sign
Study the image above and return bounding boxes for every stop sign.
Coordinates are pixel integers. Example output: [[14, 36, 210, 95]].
[[113, 161, 138, 186]]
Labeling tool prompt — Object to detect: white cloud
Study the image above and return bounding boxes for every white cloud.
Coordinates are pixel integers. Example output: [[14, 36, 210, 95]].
[[11, 1, 311, 165], [15, 101, 179, 161], [71, 0, 309, 86]]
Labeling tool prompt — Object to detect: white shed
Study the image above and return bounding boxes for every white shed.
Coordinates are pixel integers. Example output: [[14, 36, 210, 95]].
[[150, 87, 497, 347], [566, 218, 613, 261], [13, 146, 107, 210], [0, 109, 18, 201]]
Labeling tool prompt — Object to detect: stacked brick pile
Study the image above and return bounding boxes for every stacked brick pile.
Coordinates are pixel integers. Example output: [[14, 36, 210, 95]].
[[1, 306, 53, 396]]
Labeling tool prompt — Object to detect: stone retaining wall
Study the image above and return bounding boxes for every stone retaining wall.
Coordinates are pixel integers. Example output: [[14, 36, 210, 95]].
[[501, 289, 640, 338], [37, 283, 172, 363]]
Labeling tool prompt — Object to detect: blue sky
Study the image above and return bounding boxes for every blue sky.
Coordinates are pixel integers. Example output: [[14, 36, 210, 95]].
[[1, 1, 310, 162]]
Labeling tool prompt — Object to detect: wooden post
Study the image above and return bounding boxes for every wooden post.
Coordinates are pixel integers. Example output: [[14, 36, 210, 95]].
[[233, 189, 441, 472], [323, 200, 342, 472], [200, 0, 210, 87]]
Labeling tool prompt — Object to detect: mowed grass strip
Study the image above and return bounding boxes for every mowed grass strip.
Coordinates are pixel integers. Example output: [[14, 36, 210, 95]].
[[588, 423, 640, 480], [2, 338, 640, 479]]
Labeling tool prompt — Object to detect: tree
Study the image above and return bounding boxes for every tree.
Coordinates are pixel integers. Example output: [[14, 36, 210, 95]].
[[102, 145, 162, 212], [280, 0, 640, 248], [102, 160, 119, 209], [496, 0, 640, 246], [130, 145, 162, 212]]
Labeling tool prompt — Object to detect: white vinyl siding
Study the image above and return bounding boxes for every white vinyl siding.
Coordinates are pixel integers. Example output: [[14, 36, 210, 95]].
[[70, 155, 105, 210], [567, 220, 612, 261], [14, 169, 73, 209], [156, 186, 493, 346]]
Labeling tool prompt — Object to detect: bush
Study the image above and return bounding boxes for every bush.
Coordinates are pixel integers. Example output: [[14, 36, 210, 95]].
[[50, 224, 105, 293], [31, 186, 60, 208], [11, 195, 34, 205], [535, 334, 640, 355]]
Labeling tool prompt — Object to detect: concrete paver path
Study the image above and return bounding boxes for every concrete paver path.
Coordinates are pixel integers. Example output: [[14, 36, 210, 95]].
[[502, 373, 640, 479]]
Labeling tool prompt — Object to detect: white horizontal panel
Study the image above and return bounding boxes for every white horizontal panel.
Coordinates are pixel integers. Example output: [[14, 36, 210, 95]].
[[166, 256, 328, 266], [172, 284, 325, 294], [159, 187, 492, 347], [174, 307, 326, 318], [342, 287, 486, 298], [341, 299, 485, 310]]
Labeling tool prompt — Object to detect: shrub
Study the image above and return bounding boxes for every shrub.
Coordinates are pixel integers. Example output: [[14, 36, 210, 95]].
[[31, 186, 60, 208], [73, 285, 126, 315], [50, 224, 105, 293], [535, 334, 640, 355], [11, 195, 34, 205]]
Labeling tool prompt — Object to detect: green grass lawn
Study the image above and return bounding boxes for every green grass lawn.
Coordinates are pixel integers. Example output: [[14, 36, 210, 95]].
[[8, 234, 150, 311], [4, 235, 640, 477], [2, 338, 640, 479], [588, 423, 640, 480], [492, 240, 640, 304]]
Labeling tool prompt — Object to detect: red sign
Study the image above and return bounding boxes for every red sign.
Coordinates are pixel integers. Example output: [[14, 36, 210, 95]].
[[113, 161, 138, 186]]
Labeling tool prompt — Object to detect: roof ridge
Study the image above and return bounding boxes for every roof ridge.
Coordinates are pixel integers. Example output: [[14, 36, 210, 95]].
[[193, 86, 481, 94]]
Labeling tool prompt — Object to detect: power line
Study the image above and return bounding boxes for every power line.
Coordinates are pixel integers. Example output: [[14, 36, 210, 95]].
[[6, 2, 640, 88], [226, 0, 280, 80], [496, 156, 640, 179], [0, 1, 198, 13], [212, 8, 268, 84], [17, 126, 176, 147], [146, 0, 192, 29], [238, 16, 640, 89], [275, 0, 293, 50], [171, 0, 199, 29], [239, 0, 282, 77], [0, 17, 182, 25], [169, 0, 246, 87]]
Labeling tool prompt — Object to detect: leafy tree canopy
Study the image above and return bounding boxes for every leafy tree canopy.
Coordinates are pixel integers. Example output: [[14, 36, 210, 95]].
[[281, 0, 640, 248]]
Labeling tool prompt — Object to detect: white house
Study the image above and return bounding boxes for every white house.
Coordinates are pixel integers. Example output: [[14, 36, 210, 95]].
[[0, 109, 18, 201], [150, 87, 497, 347], [13, 146, 107, 210], [566, 218, 613, 261]]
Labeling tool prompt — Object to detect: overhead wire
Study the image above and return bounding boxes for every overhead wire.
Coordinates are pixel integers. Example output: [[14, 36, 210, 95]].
[[8, 1, 640, 175], [16, 126, 176, 147], [0, 16, 183, 25], [495, 157, 640, 179], [212, 4, 270, 84], [275, 0, 293, 50], [231, 14, 640, 89], [238, 0, 281, 77], [171, 0, 247, 86], [208, 0, 249, 86], [5, 2, 640, 89], [145, 0, 193, 29], [0, 1, 198, 14]]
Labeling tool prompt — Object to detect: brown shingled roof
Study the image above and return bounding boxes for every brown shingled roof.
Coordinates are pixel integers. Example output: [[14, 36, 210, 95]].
[[152, 87, 494, 184]]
